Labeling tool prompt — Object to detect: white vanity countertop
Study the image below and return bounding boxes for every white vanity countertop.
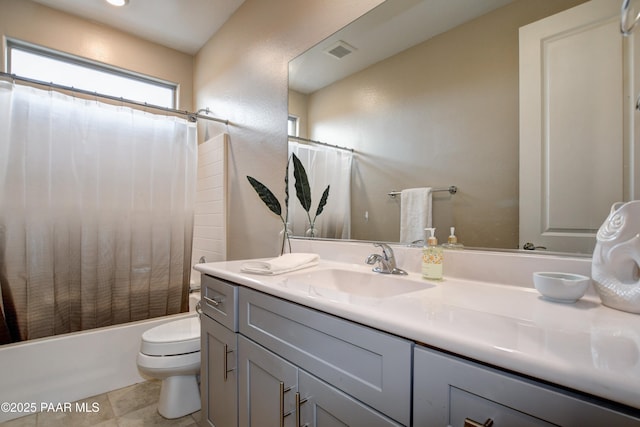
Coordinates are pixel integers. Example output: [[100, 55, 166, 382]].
[[194, 258, 640, 412]]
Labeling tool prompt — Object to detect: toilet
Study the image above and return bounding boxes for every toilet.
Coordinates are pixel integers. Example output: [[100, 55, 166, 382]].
[[136, 315, 201, 419]]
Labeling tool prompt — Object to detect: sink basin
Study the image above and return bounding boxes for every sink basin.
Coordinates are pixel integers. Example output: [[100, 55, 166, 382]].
[[279, 267, 431, 300]]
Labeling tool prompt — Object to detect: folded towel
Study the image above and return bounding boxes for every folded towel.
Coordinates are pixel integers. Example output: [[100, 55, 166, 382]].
[[241, 253, 320, 275], [400, 187, 432, 244]]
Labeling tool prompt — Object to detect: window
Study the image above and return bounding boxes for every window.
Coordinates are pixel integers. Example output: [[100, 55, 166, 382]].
[[288, 115, 299, 137], [6, 40, 177, 108]]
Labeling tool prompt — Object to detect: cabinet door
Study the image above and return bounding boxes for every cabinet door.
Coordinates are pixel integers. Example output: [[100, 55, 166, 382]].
[[413, 345, 640, 427], [238, 335, 298, 427], [298, 371, 403, 427], [202, 314, 238, 427]]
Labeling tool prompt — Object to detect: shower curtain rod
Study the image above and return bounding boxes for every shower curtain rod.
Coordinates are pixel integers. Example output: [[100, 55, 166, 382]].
[[288, 135, 355, 153], [0, 72, 229, 125]]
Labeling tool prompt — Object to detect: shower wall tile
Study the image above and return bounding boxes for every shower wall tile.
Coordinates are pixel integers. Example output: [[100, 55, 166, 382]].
[[191, 133, 228, 284]]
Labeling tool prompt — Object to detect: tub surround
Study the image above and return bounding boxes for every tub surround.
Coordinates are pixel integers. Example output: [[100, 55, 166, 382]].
[[195, 240, 639, 413]]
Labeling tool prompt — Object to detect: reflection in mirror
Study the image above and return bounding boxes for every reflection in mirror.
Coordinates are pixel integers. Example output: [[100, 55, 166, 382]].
[[287, 0, 628, 255]]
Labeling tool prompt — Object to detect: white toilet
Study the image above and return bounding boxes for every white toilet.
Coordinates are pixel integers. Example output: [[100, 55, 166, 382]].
[[136, 315, 201, 419]]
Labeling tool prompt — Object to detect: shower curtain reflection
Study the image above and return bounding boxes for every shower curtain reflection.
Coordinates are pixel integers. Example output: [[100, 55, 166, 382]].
[[0, 82, 197, 344], [288, 140, 352, 239]]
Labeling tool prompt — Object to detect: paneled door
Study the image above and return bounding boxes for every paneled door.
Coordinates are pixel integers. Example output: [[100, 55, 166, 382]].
[[519, 0, 639, 254]]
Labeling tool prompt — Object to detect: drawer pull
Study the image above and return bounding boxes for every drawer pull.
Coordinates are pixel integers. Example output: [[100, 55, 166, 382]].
[[204, 295, 223, 307], [464, 418, 494, 427], [279, 381, 293, 427], [295, 392, 309, 427], [223, 344, 235, 381]]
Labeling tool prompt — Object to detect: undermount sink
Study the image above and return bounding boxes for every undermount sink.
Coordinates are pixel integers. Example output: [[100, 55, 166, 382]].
[[278, 267, 432, 300]]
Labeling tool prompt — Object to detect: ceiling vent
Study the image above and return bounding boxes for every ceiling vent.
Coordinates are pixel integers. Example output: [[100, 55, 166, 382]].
[[323, 40, 356, 59]]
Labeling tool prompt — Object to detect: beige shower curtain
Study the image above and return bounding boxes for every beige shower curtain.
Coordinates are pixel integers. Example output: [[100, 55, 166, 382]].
[[0, 82, 197, 343]]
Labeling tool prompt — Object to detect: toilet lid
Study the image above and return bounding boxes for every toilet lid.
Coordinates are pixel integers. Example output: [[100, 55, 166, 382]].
[[140, 316, 201, 356]]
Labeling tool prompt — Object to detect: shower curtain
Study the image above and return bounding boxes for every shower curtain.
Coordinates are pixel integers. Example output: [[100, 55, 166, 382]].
[[288, 140, 352, 239], [0, 82, 197, 343]]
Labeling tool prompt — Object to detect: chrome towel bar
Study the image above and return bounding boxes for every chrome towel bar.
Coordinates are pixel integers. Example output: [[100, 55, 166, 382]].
[[388, 185, 457, 198]]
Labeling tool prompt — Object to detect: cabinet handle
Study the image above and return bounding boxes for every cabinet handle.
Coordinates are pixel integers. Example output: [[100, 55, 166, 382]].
[[204, 295, 223, 307], [223, 344, 234, 381], [464, 418, 494, 427], [279, 381, 293, 427], [295, 392, 309, 427]]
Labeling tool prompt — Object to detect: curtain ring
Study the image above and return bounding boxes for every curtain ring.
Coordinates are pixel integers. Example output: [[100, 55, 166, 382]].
[[621, 0, 640, 36]]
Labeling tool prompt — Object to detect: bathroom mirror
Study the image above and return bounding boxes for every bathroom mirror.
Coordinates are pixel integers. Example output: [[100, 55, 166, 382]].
[[288, 0, 624, 255]]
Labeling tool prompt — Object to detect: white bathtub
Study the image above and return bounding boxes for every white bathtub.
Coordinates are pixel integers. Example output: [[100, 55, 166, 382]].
[[0, 292, 201, 423]]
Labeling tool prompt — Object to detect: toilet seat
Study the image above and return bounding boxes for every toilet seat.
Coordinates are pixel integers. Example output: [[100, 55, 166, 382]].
[[137, 351, 200, 372], [140, 316, 200, 356]]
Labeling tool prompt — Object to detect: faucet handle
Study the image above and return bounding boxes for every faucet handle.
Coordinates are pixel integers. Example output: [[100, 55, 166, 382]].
[[374, 242, 393, 260]]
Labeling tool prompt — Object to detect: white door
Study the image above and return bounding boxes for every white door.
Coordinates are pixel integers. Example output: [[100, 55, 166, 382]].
[[519, 0, 638, 254]]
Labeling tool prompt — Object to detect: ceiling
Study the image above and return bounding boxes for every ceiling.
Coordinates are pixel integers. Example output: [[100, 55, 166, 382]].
[[289, 0, 516, 94], [30, 0, 246, 54], [29, 0, 516, 88]]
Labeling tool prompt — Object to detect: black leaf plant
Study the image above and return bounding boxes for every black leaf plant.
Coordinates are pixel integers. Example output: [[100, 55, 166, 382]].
[[291, 153, 329, 238], [247, 153, 330, 254]]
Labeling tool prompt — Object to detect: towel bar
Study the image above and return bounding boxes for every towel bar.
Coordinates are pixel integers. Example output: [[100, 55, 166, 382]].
[[388, 186, 457, 198]]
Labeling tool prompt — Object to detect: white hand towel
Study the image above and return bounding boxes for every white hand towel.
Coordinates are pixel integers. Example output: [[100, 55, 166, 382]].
[[241, 253, 320, 275], [399, 187, 432, 244]]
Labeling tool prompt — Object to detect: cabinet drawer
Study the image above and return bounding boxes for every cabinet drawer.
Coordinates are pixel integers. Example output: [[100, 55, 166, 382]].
[[239, 287, 412, 426], [449, 387, 555, 427], [414, 345, 640, 427], [201, 275, 238, 331]]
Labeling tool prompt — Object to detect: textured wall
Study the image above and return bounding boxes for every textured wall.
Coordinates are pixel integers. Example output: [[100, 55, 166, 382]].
[[194, 0, 384, 260]]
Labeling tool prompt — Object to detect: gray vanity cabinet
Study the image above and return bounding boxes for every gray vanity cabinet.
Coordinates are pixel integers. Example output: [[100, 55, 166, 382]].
[[201, 273, 640, 426], [238, 334, 403, 427], [238, 286, 412, 426], [201, 276, 240, 427], [413, 345, 640, 427]]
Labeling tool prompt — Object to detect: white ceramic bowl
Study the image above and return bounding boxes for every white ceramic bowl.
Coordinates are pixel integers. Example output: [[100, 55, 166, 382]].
[[533, 272, 591, 303]]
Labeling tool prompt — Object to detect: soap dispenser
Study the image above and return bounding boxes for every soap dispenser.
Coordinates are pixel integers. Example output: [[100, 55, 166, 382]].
[[442, 227, 464, 249], [422, 228, 443, 281]]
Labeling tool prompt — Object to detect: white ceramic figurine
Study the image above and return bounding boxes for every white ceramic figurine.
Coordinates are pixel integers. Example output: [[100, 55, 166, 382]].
[[592, 201, 640, 314]]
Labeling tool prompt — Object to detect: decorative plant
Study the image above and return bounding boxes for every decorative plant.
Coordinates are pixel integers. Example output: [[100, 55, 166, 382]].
[[247, 153, 330, 253], [291, 153, 330, 238], [246, 158, 291, 255]]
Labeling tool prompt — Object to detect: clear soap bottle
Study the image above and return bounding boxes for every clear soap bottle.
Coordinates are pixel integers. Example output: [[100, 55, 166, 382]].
[[442, 226, 464, 249], [422, 228, 443, 281]]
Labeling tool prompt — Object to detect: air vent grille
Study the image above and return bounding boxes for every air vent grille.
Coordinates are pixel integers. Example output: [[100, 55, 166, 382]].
[[324, 40, 356, 59]]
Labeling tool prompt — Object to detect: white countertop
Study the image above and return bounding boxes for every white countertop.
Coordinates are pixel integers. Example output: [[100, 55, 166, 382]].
[[194, 257, 640, 411]]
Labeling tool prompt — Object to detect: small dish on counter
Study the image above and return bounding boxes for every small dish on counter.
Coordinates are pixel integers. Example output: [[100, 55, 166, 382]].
[[533, 272, 591, 303]]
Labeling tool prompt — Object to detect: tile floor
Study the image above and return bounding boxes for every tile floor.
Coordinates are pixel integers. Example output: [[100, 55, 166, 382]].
[[1, 380, 202, 426]]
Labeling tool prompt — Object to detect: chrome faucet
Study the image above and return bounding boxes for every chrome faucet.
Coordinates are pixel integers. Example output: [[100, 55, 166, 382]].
[[366, 243, 407, 275]]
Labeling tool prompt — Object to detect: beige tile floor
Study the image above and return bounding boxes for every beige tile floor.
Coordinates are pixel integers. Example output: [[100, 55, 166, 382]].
[[1, 380, 202, 426]]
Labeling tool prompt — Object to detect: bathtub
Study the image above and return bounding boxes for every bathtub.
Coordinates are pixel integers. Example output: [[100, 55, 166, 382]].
[[0, 292, 201, 423]]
